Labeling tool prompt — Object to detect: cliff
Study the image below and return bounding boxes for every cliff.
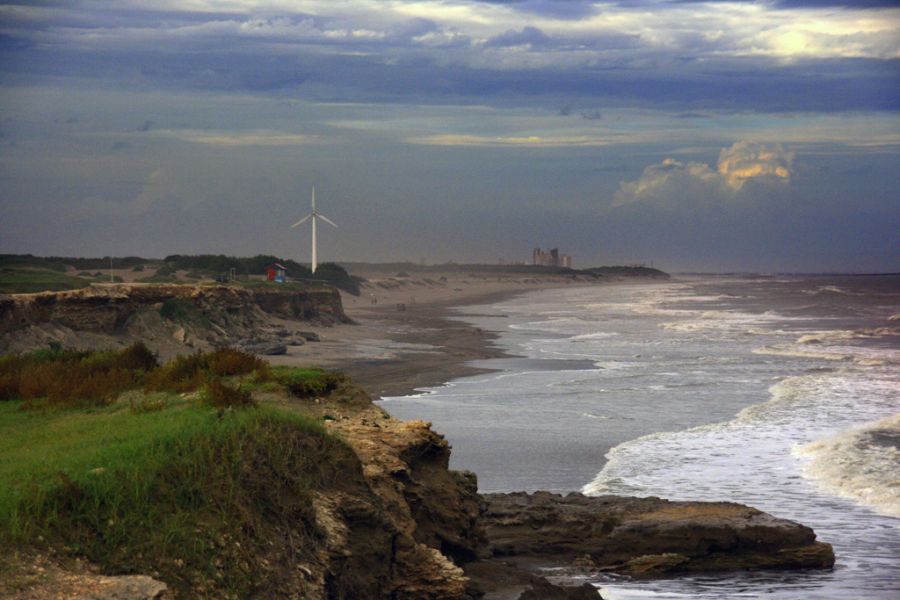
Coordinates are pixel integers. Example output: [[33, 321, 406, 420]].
[[0, 283, 349, 355], [5, 383, 833, 599]]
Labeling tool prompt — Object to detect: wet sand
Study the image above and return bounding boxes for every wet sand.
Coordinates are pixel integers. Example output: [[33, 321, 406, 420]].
[[266, 271, 595, 398]]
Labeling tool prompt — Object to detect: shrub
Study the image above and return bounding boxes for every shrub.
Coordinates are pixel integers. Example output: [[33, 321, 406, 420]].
[[114, 342, 159, 371], [1, 344, 153, 406], [202, 379, 255, 408], [144, 348, 262, 393], [131, 265, 144, 272], [159, 298, 194, 321], [144, 353, 207, 393], [275, 368, 345, 399], [43, 366, 136, 408], [155, 264, 177, 276], [0, 344, 135, 407], [207, 348, 265, 377]]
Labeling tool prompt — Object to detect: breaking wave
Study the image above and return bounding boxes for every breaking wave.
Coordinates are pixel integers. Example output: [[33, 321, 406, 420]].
[[794, 413, 900, 518]]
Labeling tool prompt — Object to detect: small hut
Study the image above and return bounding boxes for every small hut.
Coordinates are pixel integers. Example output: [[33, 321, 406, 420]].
[[264, 262, 287, 283]]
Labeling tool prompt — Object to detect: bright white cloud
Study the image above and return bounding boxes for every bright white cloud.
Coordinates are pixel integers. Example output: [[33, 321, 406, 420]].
[[717, 141, 793, 189], [613, 141, 794, 207], [7, 1, 898, 65]]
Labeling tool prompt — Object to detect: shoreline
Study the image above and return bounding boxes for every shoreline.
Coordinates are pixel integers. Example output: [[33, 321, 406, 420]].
[[269, 280, 591, 398], [338, 287, 526, 398]]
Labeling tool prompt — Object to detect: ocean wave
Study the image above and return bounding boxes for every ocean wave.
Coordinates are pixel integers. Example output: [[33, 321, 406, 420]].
[[570, 331, 619, 341], [736, 370, 900, 426], [581, 412, 610, 420], [754, 343, 899, 366], [794, 413, 900, 518], [801, 285, 870, 297], [656, 294, 742, 303], [661, 309, 798, 334], [796, 327, 900, 345], [598, 585, 698, 599]]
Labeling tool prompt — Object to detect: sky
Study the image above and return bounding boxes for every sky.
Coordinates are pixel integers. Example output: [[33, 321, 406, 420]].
[[0, 0, 898, 272]]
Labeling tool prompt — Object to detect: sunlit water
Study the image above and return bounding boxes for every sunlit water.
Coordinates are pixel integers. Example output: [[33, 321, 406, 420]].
[[380, 276, 900, 599]]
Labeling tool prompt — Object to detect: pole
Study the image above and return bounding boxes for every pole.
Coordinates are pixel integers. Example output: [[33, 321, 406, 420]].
[[311, 186, 317, 274], [311, 215, 317, 274]]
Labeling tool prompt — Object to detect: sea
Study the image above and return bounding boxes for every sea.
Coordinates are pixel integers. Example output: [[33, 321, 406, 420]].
[[379, 275, 900, 599]]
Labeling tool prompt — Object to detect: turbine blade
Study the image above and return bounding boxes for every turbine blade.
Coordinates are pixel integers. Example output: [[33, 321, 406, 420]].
[[318, 214, 338, 228], [290, 214, 312, 228]]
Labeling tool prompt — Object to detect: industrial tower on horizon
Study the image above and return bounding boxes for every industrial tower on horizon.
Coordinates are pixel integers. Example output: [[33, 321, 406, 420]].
[[533, 247, 572, 268]]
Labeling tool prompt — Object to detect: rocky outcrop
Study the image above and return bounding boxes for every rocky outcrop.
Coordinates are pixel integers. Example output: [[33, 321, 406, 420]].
[[1, 554, 168, 600], [266, 393, 834, 598], [319, 399, 486, 599], [2, 386, 835, 599], [517, 579, 602, 600], [0, 284, 349, 354], [481, 491, 835, 576]]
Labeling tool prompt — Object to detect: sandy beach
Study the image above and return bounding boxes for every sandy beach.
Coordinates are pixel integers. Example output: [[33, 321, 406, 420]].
[[266, 269, 601, 397]]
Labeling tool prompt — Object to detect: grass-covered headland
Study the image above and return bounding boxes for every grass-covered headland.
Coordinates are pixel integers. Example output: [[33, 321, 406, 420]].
[[0, 344, 353, 596]]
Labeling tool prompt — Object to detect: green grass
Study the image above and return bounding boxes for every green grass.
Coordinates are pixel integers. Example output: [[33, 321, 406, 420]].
[[0, 345, 362, 594], [257, 366, 345, 398], [0, 399, 354, 595], [0, 268, 91, 294]]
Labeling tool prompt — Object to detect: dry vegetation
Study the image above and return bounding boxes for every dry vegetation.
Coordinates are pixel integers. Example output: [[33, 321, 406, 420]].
[[0, 344, 353, 597]]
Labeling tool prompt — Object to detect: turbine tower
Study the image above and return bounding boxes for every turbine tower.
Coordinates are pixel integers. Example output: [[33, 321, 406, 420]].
[[290, 186, 337, 274]]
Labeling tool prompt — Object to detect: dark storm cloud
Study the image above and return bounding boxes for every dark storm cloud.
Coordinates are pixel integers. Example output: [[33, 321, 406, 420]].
[[474, 0, 600, 19], [485, 26, 551, 47], [2, 31, 897, 112], [0, 0, 897, 272], [1, 1, 897, 113]]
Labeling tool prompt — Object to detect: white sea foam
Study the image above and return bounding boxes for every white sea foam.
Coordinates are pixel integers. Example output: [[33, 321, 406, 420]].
[[796, 327, 900, 345], [387, 276, 900, 598], [753, 345, 854, 362], [661, 309, 798, 334], [570, 332, 619, 341], [794, 413, 900, 518], [598, 588, 696, 599], [754, 342, 899, 366]]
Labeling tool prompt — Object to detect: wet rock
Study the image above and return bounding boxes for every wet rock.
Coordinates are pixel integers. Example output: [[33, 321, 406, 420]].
[[299, 331, 321, 342], [241, 342, 287, 356], [517, 578, 601, 600], [482, 492, 834, 575]]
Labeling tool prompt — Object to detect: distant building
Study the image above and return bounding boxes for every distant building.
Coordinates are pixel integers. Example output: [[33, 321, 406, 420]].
[[533, 247, 573, 268], [265, 262, 287, 283]]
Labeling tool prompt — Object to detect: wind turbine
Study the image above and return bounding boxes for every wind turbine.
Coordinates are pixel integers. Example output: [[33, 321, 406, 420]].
[[290, 186, 337, 274]]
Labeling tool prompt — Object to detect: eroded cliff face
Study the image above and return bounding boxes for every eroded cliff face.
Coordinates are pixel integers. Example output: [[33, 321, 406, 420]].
[[314, 394, 485, 600], [0, 284, 348, 354], [252, 392, 833, 599], [1, 385, 834, 600]]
